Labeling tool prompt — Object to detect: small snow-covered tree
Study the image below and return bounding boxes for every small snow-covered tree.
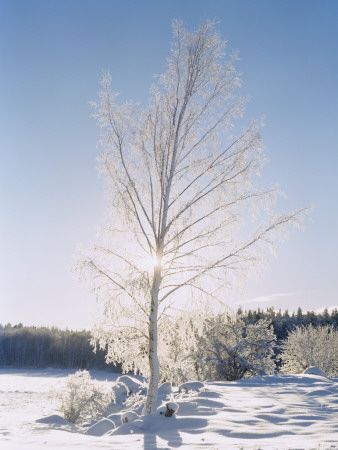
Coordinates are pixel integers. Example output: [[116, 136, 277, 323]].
[[280, 325, 338, 377], [194, 315, 276, 381], [57, 370, 113, 423], [77, 20, 306, 414]]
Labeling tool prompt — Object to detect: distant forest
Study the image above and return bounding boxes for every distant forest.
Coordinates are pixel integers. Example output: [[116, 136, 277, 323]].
[[238, 306, 338, 341], [0, 307, 337, 370], [0, 325, 116, 370]]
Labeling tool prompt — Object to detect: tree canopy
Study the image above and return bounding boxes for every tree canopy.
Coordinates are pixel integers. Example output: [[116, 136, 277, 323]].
[[77, 20, 307, 414]]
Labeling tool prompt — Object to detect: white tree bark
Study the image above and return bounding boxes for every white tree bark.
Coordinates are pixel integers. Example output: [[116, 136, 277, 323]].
[[143, 264, 161, 414]]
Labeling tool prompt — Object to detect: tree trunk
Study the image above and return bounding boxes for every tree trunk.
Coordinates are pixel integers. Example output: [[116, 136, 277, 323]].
[[143, 265, 161, 415]]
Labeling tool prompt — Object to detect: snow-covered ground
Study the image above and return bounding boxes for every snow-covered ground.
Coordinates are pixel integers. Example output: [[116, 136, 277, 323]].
[[0, 368, 337, 449]]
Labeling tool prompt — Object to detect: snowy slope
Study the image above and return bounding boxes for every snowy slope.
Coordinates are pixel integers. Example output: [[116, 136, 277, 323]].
[[0, 368, 337, 449]]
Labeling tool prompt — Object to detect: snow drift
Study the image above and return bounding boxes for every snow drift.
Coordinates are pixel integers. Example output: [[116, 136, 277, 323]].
[[0, 368, 338, 449]]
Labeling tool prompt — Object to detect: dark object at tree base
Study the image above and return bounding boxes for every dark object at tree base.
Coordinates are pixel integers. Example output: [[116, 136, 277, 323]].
[[165, 404, 176, 417]]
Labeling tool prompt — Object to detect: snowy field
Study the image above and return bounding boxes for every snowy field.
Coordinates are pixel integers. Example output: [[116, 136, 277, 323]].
[[0, 368, 337, 449]]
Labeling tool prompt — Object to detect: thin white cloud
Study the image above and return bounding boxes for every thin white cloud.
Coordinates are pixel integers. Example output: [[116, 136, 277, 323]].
[[235, 292, 299, 306], [315, 305, 338, 314]]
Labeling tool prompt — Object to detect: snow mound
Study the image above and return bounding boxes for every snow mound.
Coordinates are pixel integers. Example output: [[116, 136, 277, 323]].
[[156, 402, 179, 417], [4, 369, 338, 449], [179, 381, 204, 392], [107, 413, 122, 427], [156, 405, 167, 415], [303, 366, 325, 376], [121, 411, 139, 423], [116, 375, 144, 394], [86, 418, 116, 436], [158, 381, 172, 395], [36, 414, 69, 425], [111, 381, 129, 403]]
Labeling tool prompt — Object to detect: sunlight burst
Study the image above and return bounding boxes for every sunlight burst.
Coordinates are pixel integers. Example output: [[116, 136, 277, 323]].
[[152, 255, 161, 269]]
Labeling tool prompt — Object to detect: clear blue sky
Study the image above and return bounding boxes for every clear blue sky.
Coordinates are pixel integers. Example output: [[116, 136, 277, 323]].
[[1, 0, 337, 329]]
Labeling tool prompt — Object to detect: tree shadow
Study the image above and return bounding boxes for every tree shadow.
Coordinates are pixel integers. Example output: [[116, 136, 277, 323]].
[[143, 433, 158, 449], [143, 416, 208, 449]]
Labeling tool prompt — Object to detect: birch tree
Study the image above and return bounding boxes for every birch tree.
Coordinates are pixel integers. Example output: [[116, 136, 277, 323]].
[[77, 21, 306, 414]]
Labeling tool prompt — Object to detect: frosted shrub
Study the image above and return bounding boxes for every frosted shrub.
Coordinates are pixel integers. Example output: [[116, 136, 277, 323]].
[[195, 316, 276, 381], [158, 309, 276, 383], [280, 325, 338, 377], [58, 370, 113, 423], [125, 390, 146, 409]]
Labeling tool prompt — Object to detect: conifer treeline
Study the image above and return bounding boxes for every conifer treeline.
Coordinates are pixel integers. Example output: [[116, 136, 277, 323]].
[[0, 307, 337, 369], [0, 324, 116, 369], [237, 307, 338, 342]]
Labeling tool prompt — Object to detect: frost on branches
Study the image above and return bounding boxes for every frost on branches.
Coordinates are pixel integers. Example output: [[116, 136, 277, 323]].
[[91, 307, 202, 386], [280, 325, 338, 377], [193, 315, 276, 381], [76, 20, 307, 414], [57, 370, 113, 424]]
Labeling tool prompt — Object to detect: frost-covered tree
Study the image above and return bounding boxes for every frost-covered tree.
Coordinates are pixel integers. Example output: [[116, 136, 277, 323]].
[[158, 308, 204, 385], [77, 21, 306, 414], [194, 315, 276, 380], [280, 325, 338, 377]]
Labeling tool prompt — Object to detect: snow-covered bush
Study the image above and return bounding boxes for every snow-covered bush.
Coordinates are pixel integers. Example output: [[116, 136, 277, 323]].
[[57, 370, 113, 423], [86, 418, 116, 436], [125, 390, 146, 410], [303, 366, 325, 376], [115, 375, 145, 394], [178, 381, 204, 393], [121, 411, 139, 424], [157, 309, 276, 382], [280, 325, 338, 377], [158, 381, 172, 396], [194, 315, 276, 381]]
